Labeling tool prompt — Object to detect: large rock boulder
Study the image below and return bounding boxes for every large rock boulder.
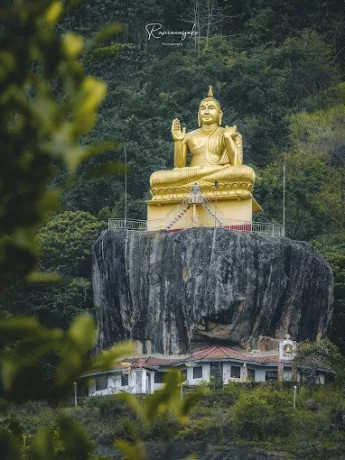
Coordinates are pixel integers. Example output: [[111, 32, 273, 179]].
[[92, 228, 333, 354]]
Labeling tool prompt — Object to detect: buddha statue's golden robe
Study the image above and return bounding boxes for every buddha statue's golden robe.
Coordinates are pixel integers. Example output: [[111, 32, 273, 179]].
[[151, 126, 254, 190]]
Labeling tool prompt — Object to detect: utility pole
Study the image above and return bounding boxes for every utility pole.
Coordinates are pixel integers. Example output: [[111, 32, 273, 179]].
[[194, 0, 200, 53], [124, 144, 127, 226], [214, 180, 218, 228], [293, 385, 297, 409], [282, 161, 286, 237], [74, 381, 77, 407]]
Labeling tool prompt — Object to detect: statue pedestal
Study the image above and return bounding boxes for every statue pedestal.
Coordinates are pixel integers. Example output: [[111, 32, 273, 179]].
[[147, 193, 261, 231], [148, 165, 261, 231]]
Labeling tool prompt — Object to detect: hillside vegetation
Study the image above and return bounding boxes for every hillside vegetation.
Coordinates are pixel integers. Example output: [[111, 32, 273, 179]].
[[2, 382, 345, 459]]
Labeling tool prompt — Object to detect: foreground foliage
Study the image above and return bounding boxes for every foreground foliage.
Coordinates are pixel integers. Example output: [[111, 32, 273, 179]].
[[0, 0, 109, 284], [2, 382, 345, 459], [0, 2, 204, 459]]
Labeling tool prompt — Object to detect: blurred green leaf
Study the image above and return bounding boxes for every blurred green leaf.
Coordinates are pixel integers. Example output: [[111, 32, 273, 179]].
[[84, 160, 126, 179], [179, 390, 206, 423], [62, 32, 83, 58], [88, 23, 126, 49], [0, 316, 63, 345], [114, 439, 149, 460], [0, 428, 22, 460], [92, 341, 134, 371], [91, 44, 127, 59], [55, 314, 97, 388], [31, 425, 55, 460], [115, 393, 145, 421], [56, 415, 93, 460], [45, 1, 63, 25], [26, 271, 62, 283], [82, 140, 120, 160], [67, 314, 97, 353]]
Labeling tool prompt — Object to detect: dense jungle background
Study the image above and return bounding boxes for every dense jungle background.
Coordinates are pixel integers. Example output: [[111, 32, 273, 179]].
[[1, 1, 345, 458], [3, 0, 344, 352]]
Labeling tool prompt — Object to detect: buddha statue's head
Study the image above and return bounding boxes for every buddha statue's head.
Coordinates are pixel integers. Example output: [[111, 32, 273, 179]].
[[198, 86, 223, 127]]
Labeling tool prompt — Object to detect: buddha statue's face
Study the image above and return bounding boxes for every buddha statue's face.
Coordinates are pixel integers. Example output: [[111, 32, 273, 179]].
[[199, 98, 222, 126]]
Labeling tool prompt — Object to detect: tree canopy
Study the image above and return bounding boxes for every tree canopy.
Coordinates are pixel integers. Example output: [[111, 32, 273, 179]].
[[1, 0, 345, 350]]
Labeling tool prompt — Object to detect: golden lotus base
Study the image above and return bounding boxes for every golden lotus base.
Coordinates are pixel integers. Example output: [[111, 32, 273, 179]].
[[147, 192, 261, 232], [150, 177, 254, 203]]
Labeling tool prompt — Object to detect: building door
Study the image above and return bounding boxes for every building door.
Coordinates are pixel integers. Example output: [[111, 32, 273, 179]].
[[146, 373, 151, 394], [136, 371, 142, 394], [210, 362, 223, 387]]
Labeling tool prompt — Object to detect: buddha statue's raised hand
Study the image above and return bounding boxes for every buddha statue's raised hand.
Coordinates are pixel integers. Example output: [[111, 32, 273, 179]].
[[171, 118, 186, 141], [172, 118, 187, 168], [223, 124, 238, 138]]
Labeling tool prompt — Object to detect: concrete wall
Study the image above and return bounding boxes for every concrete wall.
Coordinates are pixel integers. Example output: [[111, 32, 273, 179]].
[[184, 363, 210, 385], [88, 369, 151, 396], [223, 362, 243, 383], [147, 197, 254, 231]]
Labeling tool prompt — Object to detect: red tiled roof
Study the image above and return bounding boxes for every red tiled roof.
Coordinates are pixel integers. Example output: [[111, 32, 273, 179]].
[[127, 355, 183, 368], [118, 346, 293, 369], [187, 345, 294, 366], [188, 345, 250, 361], [248, 353, 291, 364]]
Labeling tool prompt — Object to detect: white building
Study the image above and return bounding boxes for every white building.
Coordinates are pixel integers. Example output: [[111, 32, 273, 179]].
[[81, 343, 333, 396], [83, 355, 183, 396]]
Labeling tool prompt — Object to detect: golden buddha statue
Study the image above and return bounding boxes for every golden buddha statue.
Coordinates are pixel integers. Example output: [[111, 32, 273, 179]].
[[147, 87, 260, 231], [150, 86, 255, 202]]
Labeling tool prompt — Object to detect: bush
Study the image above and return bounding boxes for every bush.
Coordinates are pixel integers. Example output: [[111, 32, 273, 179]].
[[222, 381, 243, 404], [192, 385, 241, 408], [84, 395, 137, 421], [145, 413, 181, 441], [175, 414, 230, 444], [297, 385, 344, 412], [231, 386, 292, 440]]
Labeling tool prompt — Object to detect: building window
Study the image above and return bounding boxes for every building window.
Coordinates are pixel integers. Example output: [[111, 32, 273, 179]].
[[231, 366, 241, 378], [247, 368, 255, 381], [121, 374, 129, 386], [95, 376, 108, 391], [180, 369, 187, 381], [265, 370, 278, 381], [154, 372, 165, 384], [193, 366, 203, 379], [299, 371, 321, 385]]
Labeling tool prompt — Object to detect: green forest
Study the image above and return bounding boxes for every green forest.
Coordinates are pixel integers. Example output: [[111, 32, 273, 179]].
[[2, 0, 344, 350], [1, 0, 345, 458]]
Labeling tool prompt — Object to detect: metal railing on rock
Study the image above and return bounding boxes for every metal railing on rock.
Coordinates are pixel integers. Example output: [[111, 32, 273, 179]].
[[108, 218, 284, 237], [251, 222, 284, 236], [108, 219, 147, 231]]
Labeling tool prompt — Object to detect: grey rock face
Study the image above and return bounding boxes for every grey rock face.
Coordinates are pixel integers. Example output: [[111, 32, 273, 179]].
[[92, 228, 333, 354]]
